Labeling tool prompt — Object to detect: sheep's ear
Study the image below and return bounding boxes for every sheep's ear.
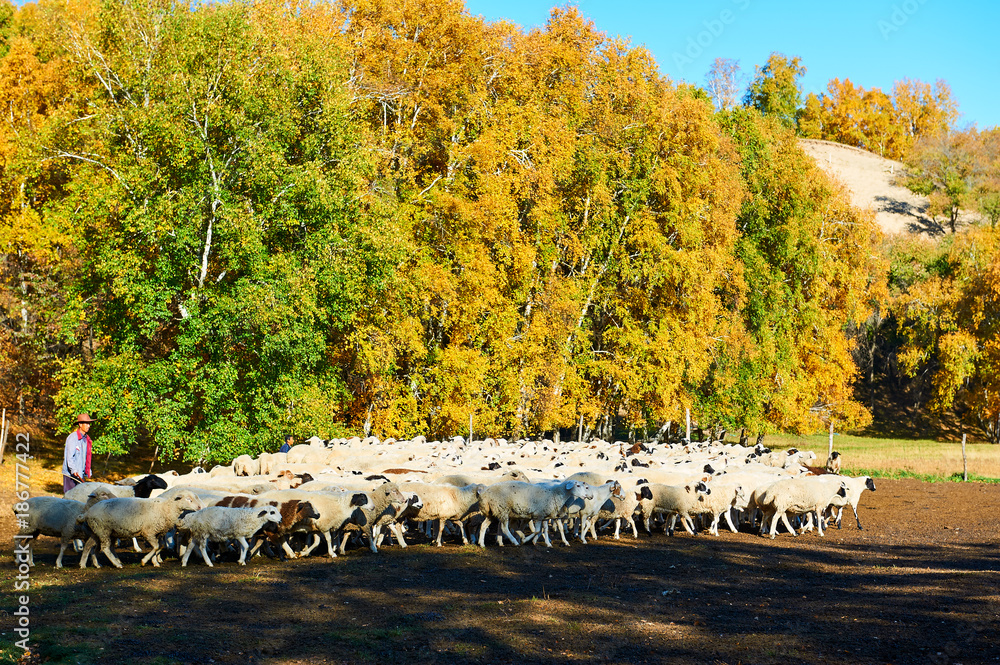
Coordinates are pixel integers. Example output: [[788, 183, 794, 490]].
[[564, 481, 575, 490], [685, 485, 691, 493], [351, 493, 368, 507], [257, 510, 268, 518]]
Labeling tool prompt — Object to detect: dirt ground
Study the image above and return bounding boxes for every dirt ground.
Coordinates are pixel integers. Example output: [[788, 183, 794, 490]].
[[2, 477, 998, 665]]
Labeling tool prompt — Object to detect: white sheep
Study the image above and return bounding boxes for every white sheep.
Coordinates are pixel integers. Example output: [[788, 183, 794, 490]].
[[756, 477, 848, 538], [636, 481, 712, 535], [295, 490, 372, 557], [594, 486, 641, 539], [178, 505, 282, 566], [77, 490, 204, 568], [475, 480, 593, 548], [232, 455, 260, 477], [16, 489, 117, 568], [818, 474, 876, 530], [689, 482, 747, 536], [575, 480, 626, 544], [397, 481, 485, 546], [434, 469, 529, 487]]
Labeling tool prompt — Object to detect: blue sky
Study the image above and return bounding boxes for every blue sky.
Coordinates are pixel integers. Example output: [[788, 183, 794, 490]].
[[465, 0, 1000, 130]]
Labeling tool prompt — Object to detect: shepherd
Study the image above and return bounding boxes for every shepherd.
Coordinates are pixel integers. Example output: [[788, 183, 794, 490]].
[[63, 413, 95, 494]]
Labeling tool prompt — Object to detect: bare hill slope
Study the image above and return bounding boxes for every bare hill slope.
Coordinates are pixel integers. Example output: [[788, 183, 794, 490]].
[[798, 138, 939, 236]]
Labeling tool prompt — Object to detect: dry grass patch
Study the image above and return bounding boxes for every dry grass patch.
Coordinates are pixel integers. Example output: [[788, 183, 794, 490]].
[[767, 433, 1000, 480]]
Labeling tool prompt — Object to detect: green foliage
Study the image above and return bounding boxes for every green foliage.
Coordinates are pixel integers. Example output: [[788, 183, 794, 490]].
[[43, 0, 400, 463], [743, 52, 805, 129], [0, 1, 12, 59], [716, 107, 884, 432]]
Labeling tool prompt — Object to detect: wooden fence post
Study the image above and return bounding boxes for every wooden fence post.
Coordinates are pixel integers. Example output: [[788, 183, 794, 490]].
[[0, 408, 7, 464], [962, 433, 968, 482]]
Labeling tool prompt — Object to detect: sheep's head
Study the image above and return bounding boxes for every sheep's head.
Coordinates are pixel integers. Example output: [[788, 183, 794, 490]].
[[173, 491, 203, 514], [866, 477, 877, 492], [85, 488, 117, 507]]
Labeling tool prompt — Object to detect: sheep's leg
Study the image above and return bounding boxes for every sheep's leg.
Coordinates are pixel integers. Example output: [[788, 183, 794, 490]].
[[140, 533, 162, 566], [850, 504, 863, 530], [79, 536, 97, 569], [339, 531, 351, 555], [666, 513, 677, 536], [578, 517, 590, 544], [541, 521, 554, 548], [236, 537, 250, 565], [455, 519, 470, 545], [248, 538, 265, 559], [282, 539, 300, 559], [300, 534, 321, 557], [680, 515, 698, 536], [725, 509, 739, 533], [198, 538, 214, 567], [759, 510, 773, 536], [101, 540, 125, 568], [709, 513, 721, 536], [180, 537, 195, 566], [389, 523, 408, 548], [318, 530, 336, 558], [779, 512, 798, 537], [556, 519, 571, 547], [814, 510, 826, 537], [55, 538, 70, 569], [799, 513, 813, 533], [435, 519, 445, 547], [499, 518, 521, 546], [477, 517, 491, 548], [768, 511, 783, 539]]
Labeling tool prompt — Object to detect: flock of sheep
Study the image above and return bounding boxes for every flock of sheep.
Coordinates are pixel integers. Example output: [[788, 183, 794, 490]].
[[19, 435, 877, 569]]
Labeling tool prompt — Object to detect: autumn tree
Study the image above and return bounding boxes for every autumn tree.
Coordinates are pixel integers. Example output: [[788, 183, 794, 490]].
[[904, 129, 985, 233], [0, 0, 88, 425], [714, 107, 885, 434], [705, 57, 743, 112], [801, 76, 958, 160], [892, 226, 1000, 443], [743, 52, 805, 129]]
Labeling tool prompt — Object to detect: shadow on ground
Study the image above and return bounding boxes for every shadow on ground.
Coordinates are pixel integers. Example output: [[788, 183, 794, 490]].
[[9, 513, 1000, 665]]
